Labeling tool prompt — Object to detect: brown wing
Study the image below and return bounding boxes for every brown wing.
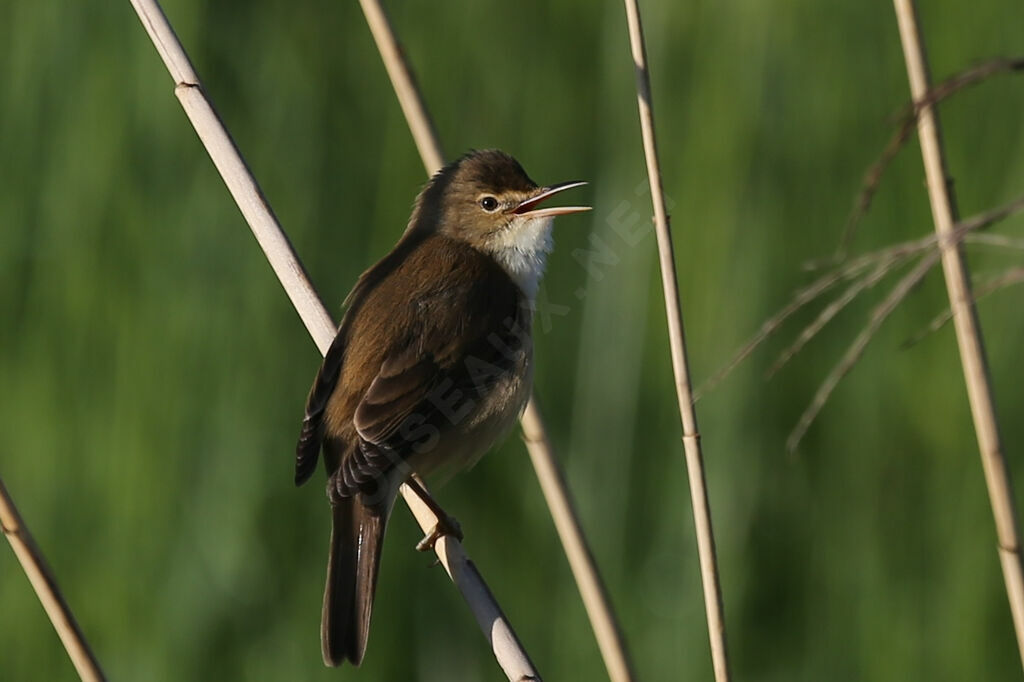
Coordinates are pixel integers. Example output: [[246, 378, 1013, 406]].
[[352, 353, 441, 445], [333, 236, 528, 498], [294, 232, 432, 486], [294, 329, 348, 485]]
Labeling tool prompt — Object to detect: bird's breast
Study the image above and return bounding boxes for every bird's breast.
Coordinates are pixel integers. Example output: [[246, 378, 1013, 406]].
[[409, 347, 533, 485]]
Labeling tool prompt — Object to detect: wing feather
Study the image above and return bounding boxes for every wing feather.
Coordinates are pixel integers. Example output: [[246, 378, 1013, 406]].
[[295, 330, 348, 485]]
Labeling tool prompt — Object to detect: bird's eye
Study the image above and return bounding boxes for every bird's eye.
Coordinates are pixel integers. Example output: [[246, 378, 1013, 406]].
[[480, 196, 499, 212]]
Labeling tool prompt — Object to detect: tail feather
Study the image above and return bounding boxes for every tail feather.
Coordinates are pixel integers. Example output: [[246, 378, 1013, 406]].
[[321, 497, 387, 666]]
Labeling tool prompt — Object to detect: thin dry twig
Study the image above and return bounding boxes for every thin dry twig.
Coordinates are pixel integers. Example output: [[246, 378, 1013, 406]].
[[903, 266, 1024, 348], [893, 0, 1024, 670], [830, 55, 1024, 261], [777, 193, 1024, 370], [128, 1, 539, 679], [786, 250, 940, 452], [357, 0, 444, 178], [695, 234, 934, 401], [622, 1, 731, 680], [357, 2, 635, 679], [912, 56, 1024, 112], [768, 194, 1024, 381], [766, 253, 910, 379], [0, 478, 107, 682], [828, 117, 919, 265], [965, 233, 1024, 251], [519, 402, 635, 682], [958, 193, 1024, 234], [694, 271, 850, 402], [698, 191, 1024, 402]]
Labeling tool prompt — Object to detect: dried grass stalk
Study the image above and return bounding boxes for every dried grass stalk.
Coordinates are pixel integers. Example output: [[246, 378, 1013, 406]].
[[903, 266, 1024, 348], [0, 478, 106, 682], [700, 192, 1024, 425], [786, 251, 940, 451], [623, 1, 731, 679], [833, 56, 1024, 260], [519, 401, 635, 682], [893, 0, 1024, 669], [766, 254, 911, 379], [357, 0, 444, 176]]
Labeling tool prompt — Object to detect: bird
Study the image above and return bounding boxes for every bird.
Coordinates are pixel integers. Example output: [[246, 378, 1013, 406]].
[[294, 149, 589, 666]]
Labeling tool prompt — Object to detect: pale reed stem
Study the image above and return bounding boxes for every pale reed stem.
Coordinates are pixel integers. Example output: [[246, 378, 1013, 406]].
[[623, 1, 731, 680], [893, 0, 1024, 671], [129, 1, 538, 678], [0, 478, 106, 682], [357, 1, 637, 680], [520, 402, 636, 682], [357, 0, 444, 177]]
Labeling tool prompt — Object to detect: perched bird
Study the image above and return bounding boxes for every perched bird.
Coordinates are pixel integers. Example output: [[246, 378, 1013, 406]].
[[295, 150, 589, 666]]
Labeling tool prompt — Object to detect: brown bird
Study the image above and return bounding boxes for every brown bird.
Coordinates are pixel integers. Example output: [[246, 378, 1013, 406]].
[[295, 149, 589, 666]]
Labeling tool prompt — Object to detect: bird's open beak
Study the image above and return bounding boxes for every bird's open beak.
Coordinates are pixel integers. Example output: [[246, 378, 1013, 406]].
[[513, 181, 591, 218]]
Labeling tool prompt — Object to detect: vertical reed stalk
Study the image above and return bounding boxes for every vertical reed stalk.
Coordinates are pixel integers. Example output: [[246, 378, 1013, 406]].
[[357, 0, 444, 176], [622, 1, 731, 680], [893, 0, 1024, 671]]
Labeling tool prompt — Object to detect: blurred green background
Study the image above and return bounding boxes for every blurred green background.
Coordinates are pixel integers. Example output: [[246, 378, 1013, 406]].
[[3, 0, 1024, 680]]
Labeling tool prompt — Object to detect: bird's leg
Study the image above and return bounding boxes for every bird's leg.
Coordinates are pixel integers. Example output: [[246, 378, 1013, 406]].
[[404, 474, 463, 551]]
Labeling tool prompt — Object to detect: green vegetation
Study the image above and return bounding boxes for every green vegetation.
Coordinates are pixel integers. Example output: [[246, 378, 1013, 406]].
[[2, 1, 1023, 679]]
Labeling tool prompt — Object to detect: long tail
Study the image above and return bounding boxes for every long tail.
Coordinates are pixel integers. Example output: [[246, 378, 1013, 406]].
[[321, 496, 387, 666]]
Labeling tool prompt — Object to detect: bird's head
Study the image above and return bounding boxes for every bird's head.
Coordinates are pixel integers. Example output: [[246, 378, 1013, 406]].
[[411, 149, 590, 298]]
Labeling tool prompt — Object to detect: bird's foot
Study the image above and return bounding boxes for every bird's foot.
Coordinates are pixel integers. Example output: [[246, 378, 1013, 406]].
[[403, 473, 464, 551], [415, 513, 463, 552]]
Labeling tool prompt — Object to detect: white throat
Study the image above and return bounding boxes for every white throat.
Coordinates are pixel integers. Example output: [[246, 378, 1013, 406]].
[[488, 216, 554, 301]]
